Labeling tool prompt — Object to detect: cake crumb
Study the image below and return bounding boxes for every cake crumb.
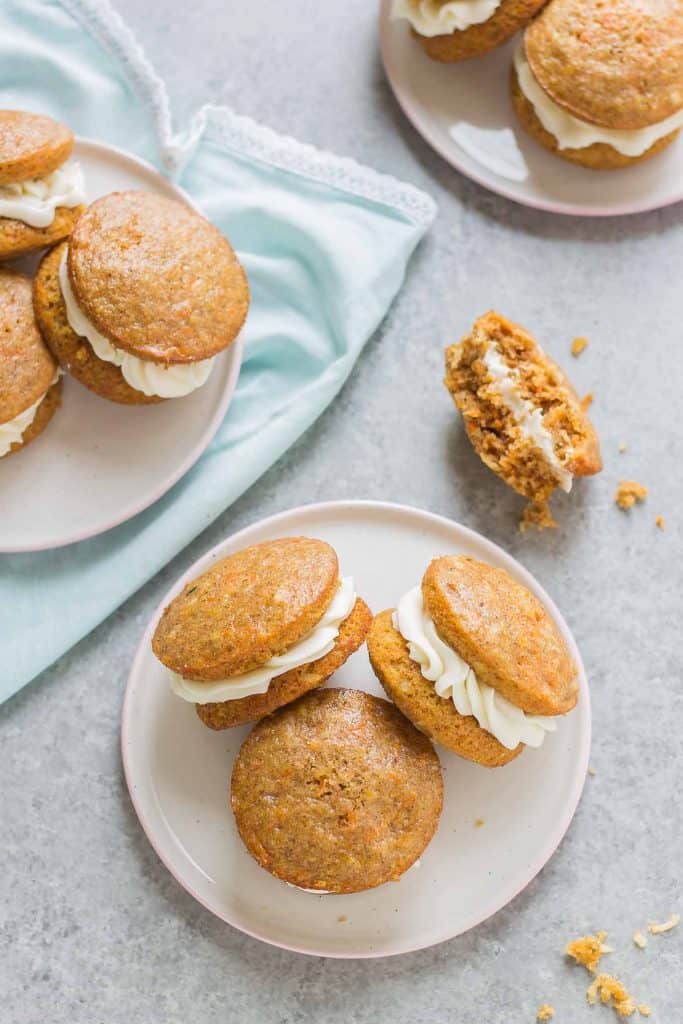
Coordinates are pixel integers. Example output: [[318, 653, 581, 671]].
[[615, 480, 648, 510], [572, 336, 589, 357], [474, 818, 485, 828], [632, 930, 647, 949], [588, 766, 596, 776], [581, 392, 594, 410], [566, 932, 613, 974], [648, 912, 679, 934], [618, 442, 627, 453], [638, 1005, 651, 1017], [587, 974, 637, 1017], [537, 1005, 555, 1020], [655, 516, 664, 530], [520, 500, 557, 532]]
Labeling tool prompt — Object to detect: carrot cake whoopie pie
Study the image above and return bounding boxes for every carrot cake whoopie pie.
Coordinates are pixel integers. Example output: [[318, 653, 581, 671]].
[[33, 190, 249, 404], [231, 688, 443, 894], [511, 0, 683, 169], [368, 555, 579, 768], [152, 538, 372, 729], [0, 269, 62, 459], [392, 0, 548, 62], [445, 312, 601, 529], [0, 110, 85, 259]]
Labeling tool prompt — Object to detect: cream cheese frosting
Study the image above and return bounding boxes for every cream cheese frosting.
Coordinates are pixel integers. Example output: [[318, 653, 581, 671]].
[[393, 585, 557, 749], [170, 577, 357, 704], [58, 249, 215, 398], [0, 162, 85, 228], [515, 46, 683, 157], [392, 0, 501, 34], [0, 370, 61, 457], [482, 342, 573, 492]]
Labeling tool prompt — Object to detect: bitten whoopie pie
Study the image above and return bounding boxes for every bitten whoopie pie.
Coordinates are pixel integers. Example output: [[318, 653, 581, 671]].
[[368, 555, 579, 768], [444, 312, 601, 529], [231, 688, 443, 893], [152, 538, 372, 729], [33, 191, 249, 404], [511, 0, 683, 169], [392, 0, 547, 62], [0, 110, 85, 259], [0, 269, 62, 459]]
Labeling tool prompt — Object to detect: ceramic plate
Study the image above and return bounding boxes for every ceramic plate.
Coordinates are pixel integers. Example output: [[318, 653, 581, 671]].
[[379, 0, 683, 216], [122, 501, 591, 958], [0, 139, 243, 552]]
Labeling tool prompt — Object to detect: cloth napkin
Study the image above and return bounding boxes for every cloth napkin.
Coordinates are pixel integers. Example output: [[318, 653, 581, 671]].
[[0, 0, 435, 701]]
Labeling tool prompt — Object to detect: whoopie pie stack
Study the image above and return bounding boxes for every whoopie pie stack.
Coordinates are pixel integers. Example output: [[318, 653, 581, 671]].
[[0, 268, 62, 459], [34, 190, 249, 404], [0, 109, 84, 259], [152, 532, 581, 893], [511, 0, 683, 169]]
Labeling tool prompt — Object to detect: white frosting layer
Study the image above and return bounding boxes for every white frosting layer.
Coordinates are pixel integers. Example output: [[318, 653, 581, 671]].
[[170, 577, 357, 704], [58, 249, 214, 398], [515, 46, 683, 157], [0, 370, 61, 457], [0, 162, 85, 228], [392, 0, 501, 34], [393, 585, 557, 749], [482, 343, 573, 493]]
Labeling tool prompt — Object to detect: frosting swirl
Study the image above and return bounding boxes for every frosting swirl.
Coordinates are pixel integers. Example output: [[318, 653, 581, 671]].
[[170, 577, 357, 703], [392, 0, 501, 35], [0, 370, 61, 457], [0, 162, 85, 229], [393, 585, 557, 749], [481, 342, 573, 493], [58, 249, 214, 398]]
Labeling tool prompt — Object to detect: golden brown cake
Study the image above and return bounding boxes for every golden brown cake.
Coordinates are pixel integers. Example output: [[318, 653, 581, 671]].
[[231, 688, 443, 893], [615, 480, 648, 510], [196, 597, 372, 729], [152, 538, 372, 728], [33, 243, 160, 405], [0, 109, 84, 259], [392, 0, 547, 62], [566, 931, 613, 974], [368, 555, 579, 767], [33, 191, 249, 404], [444, 312, 602, 527], [0, 268, 62, 458], [511, 0, 683, 169]]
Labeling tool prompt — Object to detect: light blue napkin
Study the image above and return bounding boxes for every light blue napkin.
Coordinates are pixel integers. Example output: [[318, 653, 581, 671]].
[[0, 0, 435, 701]]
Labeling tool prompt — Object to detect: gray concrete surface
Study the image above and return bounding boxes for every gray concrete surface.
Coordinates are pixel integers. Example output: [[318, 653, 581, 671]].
[[1, 1, 682, 1021]]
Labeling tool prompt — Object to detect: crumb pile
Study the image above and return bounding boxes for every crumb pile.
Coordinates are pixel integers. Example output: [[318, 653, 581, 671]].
[[563, 916, 679, 1019], [648, 913, 680, 934], [587, 974, 638, 1017], [566, 931, 613, 974], [615, 481, 648, 510]]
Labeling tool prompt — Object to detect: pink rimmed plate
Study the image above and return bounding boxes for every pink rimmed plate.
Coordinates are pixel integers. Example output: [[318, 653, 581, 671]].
[[0, 138, 243, 552], [122, 500, 591, 958], [379, 0, 683, 216]]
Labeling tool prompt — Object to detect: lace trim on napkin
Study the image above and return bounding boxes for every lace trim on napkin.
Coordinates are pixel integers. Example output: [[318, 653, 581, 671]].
[[60, 0, 437, 227]]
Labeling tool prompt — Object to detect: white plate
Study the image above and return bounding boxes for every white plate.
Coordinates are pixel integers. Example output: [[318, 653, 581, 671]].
[[379, 0, 683, 216], [122, 501, 591, 958], [0, 139, 243, 552]]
